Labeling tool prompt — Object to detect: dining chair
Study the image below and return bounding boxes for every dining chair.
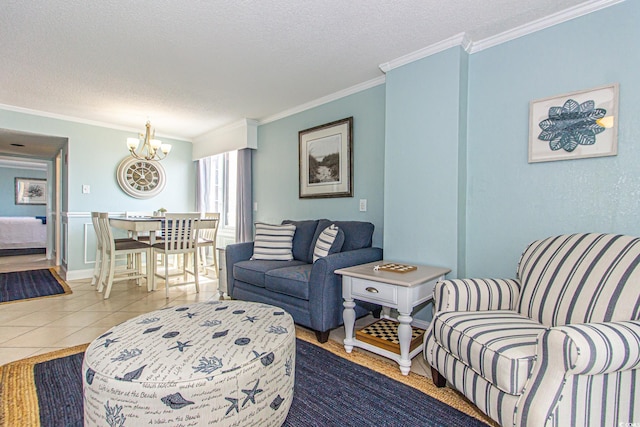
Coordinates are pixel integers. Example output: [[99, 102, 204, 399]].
[[90, 212, 105, 286], [90, 212, 138, 286], [151, 213, 201, 298], [96, 212, 153, 299], [196, 212, 220, 276]]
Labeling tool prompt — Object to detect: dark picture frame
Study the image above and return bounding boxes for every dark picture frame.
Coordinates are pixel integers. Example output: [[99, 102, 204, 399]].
[[299, 117, 353, 199], [15, 177, 47, 205]]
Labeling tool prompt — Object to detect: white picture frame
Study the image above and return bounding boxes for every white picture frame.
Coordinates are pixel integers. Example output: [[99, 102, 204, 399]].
[[529, 83, 619, 163], [15, 177, 47, 205]]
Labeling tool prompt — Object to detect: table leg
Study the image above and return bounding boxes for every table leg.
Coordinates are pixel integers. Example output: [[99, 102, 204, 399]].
[[397, 312, 413, 375], [343, 298, 356, 353], [381, 306, 392, 319], [146, 250, 154, 292]]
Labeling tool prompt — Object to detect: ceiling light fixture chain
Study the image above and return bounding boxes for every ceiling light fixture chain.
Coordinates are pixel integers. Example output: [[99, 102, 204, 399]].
[[126, 120, 172, 161]]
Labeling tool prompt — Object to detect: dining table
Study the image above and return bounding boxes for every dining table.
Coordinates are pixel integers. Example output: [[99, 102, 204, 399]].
[[109, 216, 164, 244], [109, 216, 218, 245]]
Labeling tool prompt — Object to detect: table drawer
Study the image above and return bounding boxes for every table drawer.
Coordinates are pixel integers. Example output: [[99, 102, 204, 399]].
[[351, 278, 397, 305]]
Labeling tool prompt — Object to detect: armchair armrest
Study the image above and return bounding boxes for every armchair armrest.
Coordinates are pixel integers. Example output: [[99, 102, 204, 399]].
[[225, 241, 254, 296], [516, 320, 640, 427], [308, 247, 383, 332], [555, 320, 640, 375], [434, 278, 521, 313]]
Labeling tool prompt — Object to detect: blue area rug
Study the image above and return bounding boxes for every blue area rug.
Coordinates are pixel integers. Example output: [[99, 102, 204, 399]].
[[0, 268, 71, 304], [17, 339, 489, 426]]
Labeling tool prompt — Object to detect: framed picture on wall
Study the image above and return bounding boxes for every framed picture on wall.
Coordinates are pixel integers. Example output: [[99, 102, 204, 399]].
[[529, 83, 619, 163], [299, 117, 353, 198], [15, 177, 47, 205]]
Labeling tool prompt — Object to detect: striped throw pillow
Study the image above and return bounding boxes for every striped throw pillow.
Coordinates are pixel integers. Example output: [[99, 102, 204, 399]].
[[251, 223, 296, 261], [313, 224, 339, 262]]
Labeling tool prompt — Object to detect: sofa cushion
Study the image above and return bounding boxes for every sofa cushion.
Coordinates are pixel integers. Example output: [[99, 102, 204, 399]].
[[251, 223, 296, 261], [282, 220, 319, 263], [308, 219, 373, 260], [313, 224, 344, 262], [432, 310, 547, 395], [265, 264, 313, 300], [233, 259, 307, 288]]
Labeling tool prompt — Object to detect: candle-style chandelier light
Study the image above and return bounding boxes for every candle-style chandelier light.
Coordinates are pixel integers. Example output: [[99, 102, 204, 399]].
[[126, 120, 172, 161]]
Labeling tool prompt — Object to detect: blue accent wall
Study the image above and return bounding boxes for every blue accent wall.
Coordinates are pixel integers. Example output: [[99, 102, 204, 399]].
[[0, 167, 47, 216], [384, 47, 466, 278], [383, 1, 639, 281], [254, 85, 386, 248], [383, 47, 467, 323], [381, 1, 636, 322], [465, 1, 639, 277]]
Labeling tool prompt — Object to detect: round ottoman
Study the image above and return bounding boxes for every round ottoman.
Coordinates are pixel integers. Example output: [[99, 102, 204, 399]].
[[82, 300, 295, 426]]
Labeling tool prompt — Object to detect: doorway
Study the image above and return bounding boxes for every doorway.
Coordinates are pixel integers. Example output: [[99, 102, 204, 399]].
[[0, 128, 67, 270]]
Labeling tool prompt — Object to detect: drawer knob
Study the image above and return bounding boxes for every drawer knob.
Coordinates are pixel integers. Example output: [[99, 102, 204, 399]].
[[365, 287, 379, 293]]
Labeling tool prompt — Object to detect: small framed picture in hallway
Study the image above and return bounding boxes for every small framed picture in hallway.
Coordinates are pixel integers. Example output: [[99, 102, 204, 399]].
[[299, 117, 353, 199], [15, 177, 47, 205]]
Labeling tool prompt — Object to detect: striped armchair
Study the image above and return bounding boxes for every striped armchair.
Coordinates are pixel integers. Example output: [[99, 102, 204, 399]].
[[425, 233, 640, 427]]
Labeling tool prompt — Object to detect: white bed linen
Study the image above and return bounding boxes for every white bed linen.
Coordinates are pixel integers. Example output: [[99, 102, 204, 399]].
[[0, 216, 47, 249]]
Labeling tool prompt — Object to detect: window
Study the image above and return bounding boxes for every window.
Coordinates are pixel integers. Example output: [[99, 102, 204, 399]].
[[200, 151, 237, 229]]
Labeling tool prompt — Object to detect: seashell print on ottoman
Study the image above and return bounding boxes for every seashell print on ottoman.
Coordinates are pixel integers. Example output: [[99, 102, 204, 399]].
[[82, 301, 295, 426]]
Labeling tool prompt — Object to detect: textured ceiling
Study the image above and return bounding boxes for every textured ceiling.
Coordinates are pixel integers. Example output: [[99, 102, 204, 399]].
[[0, 0, 610, 146]]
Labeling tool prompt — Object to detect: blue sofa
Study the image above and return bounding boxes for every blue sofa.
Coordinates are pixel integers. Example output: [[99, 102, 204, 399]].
[[225, 219, 383, 342]]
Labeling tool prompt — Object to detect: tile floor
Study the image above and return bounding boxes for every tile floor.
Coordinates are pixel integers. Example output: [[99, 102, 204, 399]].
[[0, 254, 431, 379]]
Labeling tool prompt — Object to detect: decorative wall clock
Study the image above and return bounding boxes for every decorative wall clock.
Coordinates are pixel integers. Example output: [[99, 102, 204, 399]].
[[116, 157, 166, 199]]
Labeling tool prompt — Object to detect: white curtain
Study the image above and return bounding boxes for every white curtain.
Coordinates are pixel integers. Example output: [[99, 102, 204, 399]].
[[196, 159, 211, 213], [236, 149, 253, 242]]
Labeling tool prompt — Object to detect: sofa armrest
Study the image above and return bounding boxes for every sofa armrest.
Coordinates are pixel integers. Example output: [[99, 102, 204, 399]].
[[307, 247, 383, 332], [433, 278, 521, 313], [225, 241, 254, 296], [314, 247, 384, 275], [515, 320, 640, 427]]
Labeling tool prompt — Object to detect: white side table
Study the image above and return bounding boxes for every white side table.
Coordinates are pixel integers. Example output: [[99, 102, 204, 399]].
[[336, 261, 450, 375]]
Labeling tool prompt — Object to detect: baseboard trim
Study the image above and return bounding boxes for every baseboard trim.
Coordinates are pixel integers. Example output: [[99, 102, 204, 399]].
[[64, 268, 93, 281]]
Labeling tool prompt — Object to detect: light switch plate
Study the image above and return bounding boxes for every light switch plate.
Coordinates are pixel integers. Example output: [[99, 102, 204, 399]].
[[82, 184, 90, 194], [359, 199, 367, 212]]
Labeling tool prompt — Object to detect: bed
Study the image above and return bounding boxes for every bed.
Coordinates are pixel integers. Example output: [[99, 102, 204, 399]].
[[0, 216, 47, 255]]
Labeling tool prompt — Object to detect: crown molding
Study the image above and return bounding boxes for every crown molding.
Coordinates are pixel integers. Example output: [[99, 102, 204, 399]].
[[378, 0, 623, 72], [259, 0, 623, 126], [258, 76, 386, 125], [469, 0, 625, 53], [0, 103, 191, 142], [200, 118, 258, 136], [0, 0, 623, 136], [379, 33, 467, 73]]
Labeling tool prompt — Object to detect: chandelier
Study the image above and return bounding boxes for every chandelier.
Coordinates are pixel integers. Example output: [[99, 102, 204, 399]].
[[126, 121, 172, 161]]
